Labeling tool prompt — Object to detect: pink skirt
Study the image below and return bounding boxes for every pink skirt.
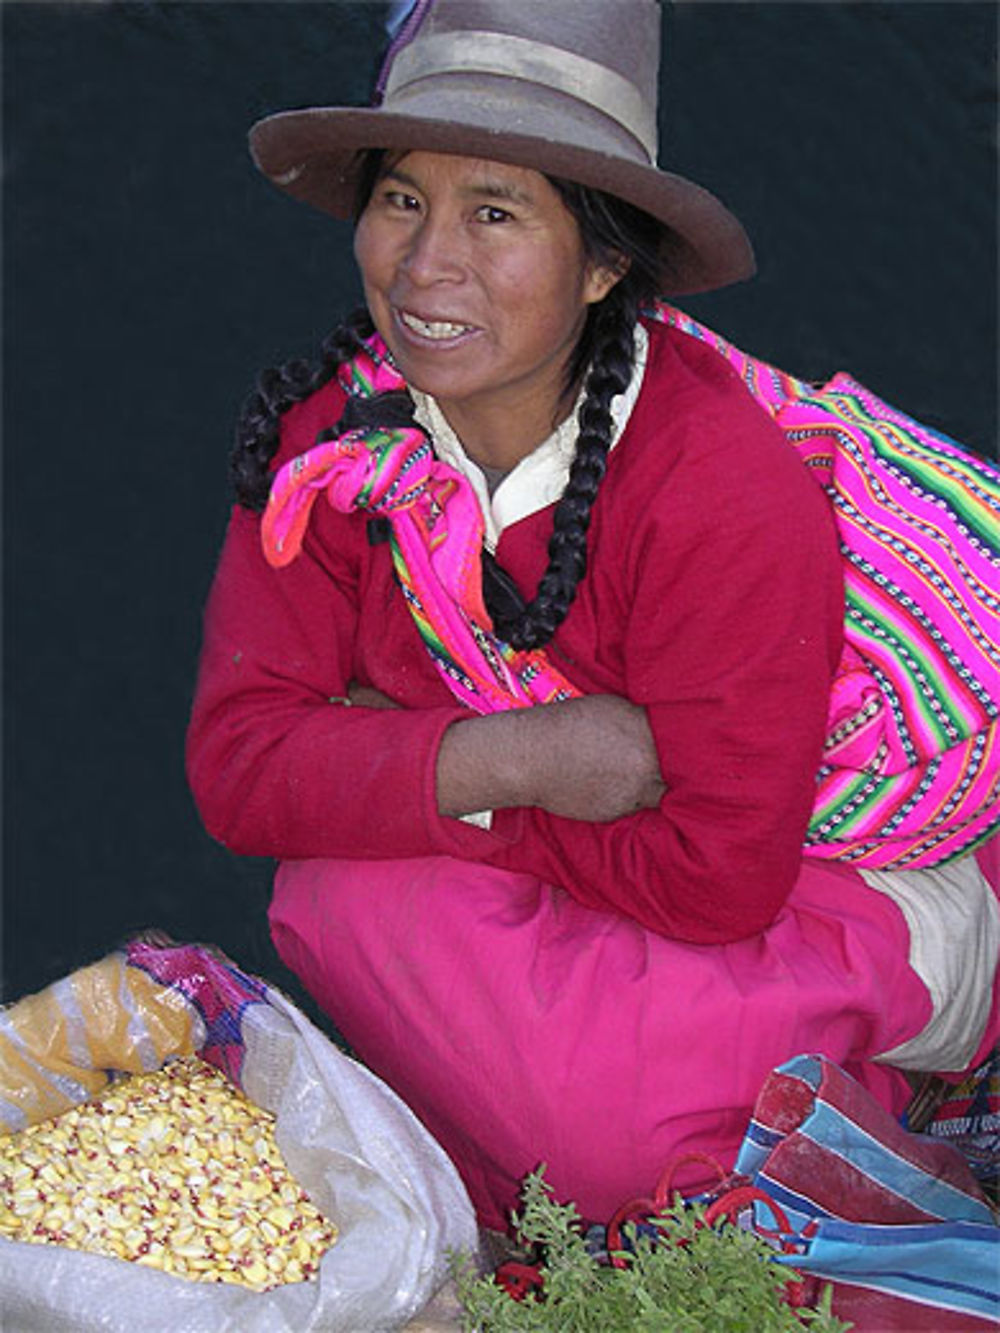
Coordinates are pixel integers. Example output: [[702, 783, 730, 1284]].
[[269, 853, 988, 1230]]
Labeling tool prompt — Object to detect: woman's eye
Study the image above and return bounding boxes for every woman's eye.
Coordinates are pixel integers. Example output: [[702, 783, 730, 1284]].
[[383, 190, 420, 212], [475, 205, 513, 224]]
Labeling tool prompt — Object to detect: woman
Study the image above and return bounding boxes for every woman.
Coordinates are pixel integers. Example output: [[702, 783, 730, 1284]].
[[187, 0, 998, 1229]]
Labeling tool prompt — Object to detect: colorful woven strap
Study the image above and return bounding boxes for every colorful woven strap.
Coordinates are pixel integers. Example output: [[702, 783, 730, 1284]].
[[261, 318, 999, 868]]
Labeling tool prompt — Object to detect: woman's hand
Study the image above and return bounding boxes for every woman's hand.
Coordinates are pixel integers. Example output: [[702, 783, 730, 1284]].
[[524, 695, 666, 820], [346, 682, 399, 709], [437, 694, 665, 822], [346, 682, 664, 821]]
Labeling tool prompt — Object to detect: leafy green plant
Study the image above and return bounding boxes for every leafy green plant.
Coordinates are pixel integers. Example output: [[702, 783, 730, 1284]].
[[453, 1167, 851, 1332]]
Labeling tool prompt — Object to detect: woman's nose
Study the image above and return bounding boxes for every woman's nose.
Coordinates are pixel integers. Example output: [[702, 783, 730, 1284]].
[[400, 215, 463, 285]]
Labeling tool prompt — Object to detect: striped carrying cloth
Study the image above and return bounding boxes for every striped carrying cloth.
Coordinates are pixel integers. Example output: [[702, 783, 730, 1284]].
[[261, 313, 999, 869], [652, 302, 1000, 868]]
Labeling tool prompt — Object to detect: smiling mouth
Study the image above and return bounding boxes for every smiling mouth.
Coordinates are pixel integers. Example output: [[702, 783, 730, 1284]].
[[397, 309, 477, 341]]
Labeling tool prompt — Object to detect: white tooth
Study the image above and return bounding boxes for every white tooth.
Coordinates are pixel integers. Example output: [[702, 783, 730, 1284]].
[[401, 311, 471, 339]]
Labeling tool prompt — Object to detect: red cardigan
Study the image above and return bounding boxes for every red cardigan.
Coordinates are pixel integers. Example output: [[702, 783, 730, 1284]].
[[187, 320, 845, 943]]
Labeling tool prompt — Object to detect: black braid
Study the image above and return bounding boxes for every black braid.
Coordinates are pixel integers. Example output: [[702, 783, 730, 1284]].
[[229, 152, 407, 512], [487, 177, 665, 649], [230, 307, 377, 512], [490, 289, 639, 648]]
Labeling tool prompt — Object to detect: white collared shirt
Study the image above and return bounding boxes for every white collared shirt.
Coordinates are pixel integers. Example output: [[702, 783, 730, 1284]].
[[410, 324, 649, 547]]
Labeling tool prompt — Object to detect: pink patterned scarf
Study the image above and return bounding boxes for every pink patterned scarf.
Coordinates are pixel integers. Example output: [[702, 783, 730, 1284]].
[[263, 342, 578, 712]]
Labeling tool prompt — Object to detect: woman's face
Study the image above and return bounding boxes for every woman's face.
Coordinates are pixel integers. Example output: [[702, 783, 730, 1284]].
[[354, 151, 619, 464]]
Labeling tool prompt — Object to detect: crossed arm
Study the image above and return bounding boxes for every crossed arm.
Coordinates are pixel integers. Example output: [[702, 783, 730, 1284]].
[[351, 683, 665, 822]]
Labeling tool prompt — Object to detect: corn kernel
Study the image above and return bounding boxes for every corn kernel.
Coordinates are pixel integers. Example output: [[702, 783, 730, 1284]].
[[0, 1056, 338, 1290]]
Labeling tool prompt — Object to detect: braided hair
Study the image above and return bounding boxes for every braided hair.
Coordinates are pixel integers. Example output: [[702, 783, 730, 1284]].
[[230, 158, 666, 648], [491, 181, 663, 647]]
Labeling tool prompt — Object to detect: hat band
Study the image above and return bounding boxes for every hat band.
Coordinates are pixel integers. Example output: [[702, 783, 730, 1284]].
[[384, 30, 657, 163]]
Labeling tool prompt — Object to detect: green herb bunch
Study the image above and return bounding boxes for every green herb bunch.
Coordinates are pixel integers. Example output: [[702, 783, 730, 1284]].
[[454, 1167, 851, 1332]]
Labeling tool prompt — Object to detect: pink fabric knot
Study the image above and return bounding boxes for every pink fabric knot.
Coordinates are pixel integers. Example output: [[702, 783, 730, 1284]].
[[260, 412, 580, 711], [262, 425, 434, 568]]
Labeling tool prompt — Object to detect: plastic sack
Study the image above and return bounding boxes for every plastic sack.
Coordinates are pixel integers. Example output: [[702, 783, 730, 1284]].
[[0, 939, 478, 1331]]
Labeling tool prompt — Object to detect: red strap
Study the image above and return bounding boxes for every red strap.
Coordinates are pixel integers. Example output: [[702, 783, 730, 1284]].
[[653, 1151, 729, 1210]]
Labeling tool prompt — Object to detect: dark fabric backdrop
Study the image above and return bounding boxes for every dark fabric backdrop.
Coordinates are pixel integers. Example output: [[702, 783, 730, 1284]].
[[3, 2, 996, 1016]]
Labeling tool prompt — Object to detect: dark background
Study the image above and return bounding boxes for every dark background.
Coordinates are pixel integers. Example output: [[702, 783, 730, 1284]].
[[3, 2, 996, 1017]]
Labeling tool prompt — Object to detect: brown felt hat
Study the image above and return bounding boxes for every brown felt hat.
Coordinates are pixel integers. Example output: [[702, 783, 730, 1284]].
[[249, 0, 755, 295]]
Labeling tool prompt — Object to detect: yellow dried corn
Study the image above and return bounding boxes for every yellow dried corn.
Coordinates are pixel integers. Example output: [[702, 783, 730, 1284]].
[[0, 1056, 338, 1291]]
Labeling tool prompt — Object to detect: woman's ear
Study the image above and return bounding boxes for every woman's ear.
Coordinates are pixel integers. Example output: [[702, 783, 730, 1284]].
[[583, 252, 631, 305]]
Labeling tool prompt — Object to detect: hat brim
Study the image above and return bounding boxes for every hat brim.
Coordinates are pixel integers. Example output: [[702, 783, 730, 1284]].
[[249, 107, 755, 296]]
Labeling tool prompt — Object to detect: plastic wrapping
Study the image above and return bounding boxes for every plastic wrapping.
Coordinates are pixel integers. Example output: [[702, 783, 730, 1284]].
[[0, 942, 478, 1331]]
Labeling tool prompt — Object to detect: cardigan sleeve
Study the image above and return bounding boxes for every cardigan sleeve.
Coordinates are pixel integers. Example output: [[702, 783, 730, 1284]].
[[185, 386, 495, 864], [481, 352, 845, 943]]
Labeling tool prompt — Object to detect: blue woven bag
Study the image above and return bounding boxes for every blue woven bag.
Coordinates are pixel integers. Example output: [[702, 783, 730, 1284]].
[[733, 1054, 998, 1330]]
